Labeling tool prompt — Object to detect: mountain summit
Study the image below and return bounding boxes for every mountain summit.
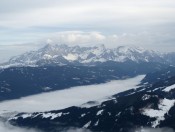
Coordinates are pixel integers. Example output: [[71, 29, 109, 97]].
[[0, 44, 175, 68]]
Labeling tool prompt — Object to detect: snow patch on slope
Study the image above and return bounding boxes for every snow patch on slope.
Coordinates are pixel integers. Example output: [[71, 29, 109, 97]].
[[63, 54, 78, 61], [141, 98, 175, 127], [163, 84, 175, 92]]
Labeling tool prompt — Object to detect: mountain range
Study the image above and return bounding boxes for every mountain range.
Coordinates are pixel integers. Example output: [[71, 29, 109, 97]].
[[1, 44, 175, 68]]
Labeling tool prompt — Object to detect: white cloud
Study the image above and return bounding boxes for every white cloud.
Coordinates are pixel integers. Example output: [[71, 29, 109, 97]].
[[0, 0, 175, 28], [44, 31, 106, 45], [41, 31, 175, 52]]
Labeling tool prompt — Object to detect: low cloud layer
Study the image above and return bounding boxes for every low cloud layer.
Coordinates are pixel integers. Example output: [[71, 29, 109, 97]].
[[0, 75, 144, 132], [0, 75, 144, 114], [0, 122, 92, 132], [133, 127, 175, 132], [0, 121, 41, 132], [60, 127, 92, 132]]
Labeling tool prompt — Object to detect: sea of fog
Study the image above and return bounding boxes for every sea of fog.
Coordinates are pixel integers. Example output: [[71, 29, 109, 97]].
[[0, 75, 145, 132], [0, 75, 145, 114]]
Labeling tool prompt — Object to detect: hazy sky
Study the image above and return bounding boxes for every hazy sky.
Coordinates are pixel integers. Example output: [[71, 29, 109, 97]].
[[0, 0, 175, 62]]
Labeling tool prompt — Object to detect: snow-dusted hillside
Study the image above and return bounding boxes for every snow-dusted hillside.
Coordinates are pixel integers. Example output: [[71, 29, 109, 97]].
[[1, 44, 174, 68]]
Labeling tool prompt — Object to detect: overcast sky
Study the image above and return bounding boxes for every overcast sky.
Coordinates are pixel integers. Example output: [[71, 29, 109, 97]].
[[0, 0, 175, 62]]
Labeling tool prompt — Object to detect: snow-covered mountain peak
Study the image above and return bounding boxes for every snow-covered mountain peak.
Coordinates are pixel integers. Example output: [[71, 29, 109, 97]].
[[39, 44, 68, 53], [0, 44, 175, 68], [117, 45, 146, 54]]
